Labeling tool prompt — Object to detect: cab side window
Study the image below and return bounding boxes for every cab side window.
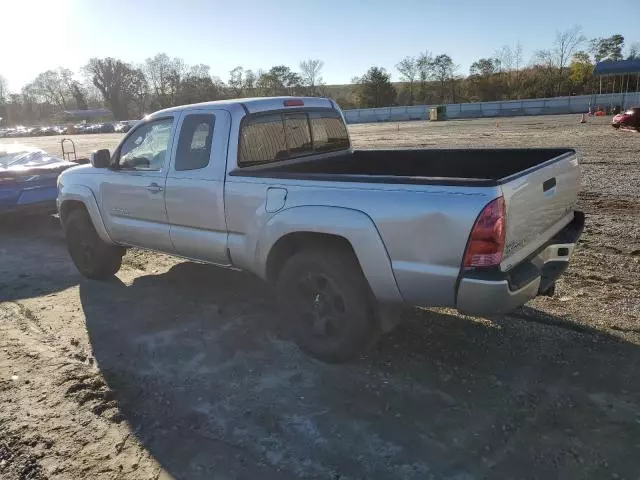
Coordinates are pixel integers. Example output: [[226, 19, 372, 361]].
[[175, 114, 215, 171], [119, 118, 173, 171]]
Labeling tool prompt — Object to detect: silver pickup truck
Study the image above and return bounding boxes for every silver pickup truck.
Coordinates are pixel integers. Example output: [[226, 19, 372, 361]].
[[57, 97, 584, 362]]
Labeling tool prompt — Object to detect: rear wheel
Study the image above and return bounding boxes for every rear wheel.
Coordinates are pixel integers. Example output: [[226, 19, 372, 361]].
[[276, 247, 379, 363], [64, 209, 123, 280]]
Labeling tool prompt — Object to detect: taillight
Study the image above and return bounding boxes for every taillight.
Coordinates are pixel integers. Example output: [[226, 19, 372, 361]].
[[463, 197, 506, 268], [284, 99, 304, 107]]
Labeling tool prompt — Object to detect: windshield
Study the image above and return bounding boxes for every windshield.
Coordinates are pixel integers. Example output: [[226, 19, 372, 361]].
[[0, 145, 68, 170]]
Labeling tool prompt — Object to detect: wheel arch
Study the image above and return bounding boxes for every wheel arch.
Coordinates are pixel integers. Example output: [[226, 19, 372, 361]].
[[58, 185, 113, 244], [258, 206, 403, 304]]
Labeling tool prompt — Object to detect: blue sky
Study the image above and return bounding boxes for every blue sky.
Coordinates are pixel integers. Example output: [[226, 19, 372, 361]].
[[2, 0, 639, 91]]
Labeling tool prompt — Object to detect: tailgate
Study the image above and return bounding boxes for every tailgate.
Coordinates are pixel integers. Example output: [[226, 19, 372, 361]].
[[500, 150, 580, 271]]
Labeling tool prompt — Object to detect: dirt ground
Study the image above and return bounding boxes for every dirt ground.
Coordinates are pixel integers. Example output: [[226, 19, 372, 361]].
[[1, 115, 639, 479]]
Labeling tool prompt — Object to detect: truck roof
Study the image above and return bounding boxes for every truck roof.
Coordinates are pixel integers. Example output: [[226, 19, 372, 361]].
[[148, 96, 336, 118]]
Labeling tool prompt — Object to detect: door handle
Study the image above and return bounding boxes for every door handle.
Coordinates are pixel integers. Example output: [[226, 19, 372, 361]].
[[147, 182, 164, 193], [543, 178, 556, 192], [543, 177, 556, 197]]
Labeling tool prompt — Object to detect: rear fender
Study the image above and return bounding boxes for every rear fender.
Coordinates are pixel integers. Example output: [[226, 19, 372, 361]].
[[58, 184, 113, 244], [256, 206, 403, 304]]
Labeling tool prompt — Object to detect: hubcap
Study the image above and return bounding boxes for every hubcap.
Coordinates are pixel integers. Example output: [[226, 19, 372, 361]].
[[294, 273, 346, 338]]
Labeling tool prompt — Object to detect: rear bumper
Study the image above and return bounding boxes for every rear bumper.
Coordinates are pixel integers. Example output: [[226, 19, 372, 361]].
[[0, 185, 59, 217], [456, 211, 584, 315], [0, 200, 58, 217]]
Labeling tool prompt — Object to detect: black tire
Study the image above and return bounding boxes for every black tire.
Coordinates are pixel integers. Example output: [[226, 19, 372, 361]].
[[276, 247, 379, 363], [64, 209, 123, 280], [612, 124, 620, 129]]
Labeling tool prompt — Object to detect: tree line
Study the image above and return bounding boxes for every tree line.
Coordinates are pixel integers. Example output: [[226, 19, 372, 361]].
[[0, 55, 326, 125], [353, 30, 639, 109], [0, 28, 638, 125]]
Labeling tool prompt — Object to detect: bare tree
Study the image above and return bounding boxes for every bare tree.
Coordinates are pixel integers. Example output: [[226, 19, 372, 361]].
[[244, 69, 256, 93], [494, 43, 524, 98], [536, 26, 586, 95], [128, 68, 150, 117], [84, 58, 143, 119], [395, 56, 418, 105], [556, 27, 586, 85], [627, 42, 640, 60], [24, 68, 77, 109], [144, 53, 187, 108], [416, 51, 434, 103], [299, 59, 324, 95], [228, 66, 244, 97], [495, 45, 513, 72]]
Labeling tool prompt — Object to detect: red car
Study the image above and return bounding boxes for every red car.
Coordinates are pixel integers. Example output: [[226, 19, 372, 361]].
[[612, 107, 640, 130]]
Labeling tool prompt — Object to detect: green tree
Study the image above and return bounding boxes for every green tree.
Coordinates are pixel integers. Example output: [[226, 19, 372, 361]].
[[432, 54, 456, 102], [470, 58, 500, 77], [353, 67, 396, 108], [468, 58, 502, 101], [590, 34, 625, 62], [568, 51, 593, 93], [256, 66, 302, 96]]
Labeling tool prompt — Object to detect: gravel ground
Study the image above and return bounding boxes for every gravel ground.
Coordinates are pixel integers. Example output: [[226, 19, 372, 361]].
[[1, 114, 639, 479]]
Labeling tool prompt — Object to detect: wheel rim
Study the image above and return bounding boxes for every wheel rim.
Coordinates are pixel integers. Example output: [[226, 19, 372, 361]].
[[292, 272, 347, 340]]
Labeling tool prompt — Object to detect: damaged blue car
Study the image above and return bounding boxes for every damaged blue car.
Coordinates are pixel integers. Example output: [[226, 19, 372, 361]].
[[0, 145, 76, 217]]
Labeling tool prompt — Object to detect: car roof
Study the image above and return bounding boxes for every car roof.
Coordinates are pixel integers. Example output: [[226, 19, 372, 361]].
[[148, 96, 335, 118]]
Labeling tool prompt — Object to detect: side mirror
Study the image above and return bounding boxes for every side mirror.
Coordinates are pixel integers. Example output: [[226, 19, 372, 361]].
[[90, 149, 111, 168]]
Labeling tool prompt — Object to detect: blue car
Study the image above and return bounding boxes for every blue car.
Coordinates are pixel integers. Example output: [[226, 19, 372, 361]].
[[0, 146, 76, 217]]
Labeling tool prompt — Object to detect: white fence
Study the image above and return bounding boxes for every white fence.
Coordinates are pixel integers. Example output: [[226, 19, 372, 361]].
[[343, 92, 640, 124]]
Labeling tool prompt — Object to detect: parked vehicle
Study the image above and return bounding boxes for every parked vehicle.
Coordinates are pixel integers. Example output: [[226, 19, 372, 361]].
[[37, 126, 57, 136], [57, 97, 584, 362], [1, 145, 76, 217], [612, 107, 640, 130], [114, 121, 136, 133]]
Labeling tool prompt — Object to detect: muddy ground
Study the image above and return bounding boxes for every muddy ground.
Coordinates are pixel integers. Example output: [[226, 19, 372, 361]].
[[1, 115, 639, 479]]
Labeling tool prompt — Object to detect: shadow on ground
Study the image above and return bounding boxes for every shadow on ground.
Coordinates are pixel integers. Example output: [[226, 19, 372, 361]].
[[0, 215, 78, 302], [78, 262, 640, 480]]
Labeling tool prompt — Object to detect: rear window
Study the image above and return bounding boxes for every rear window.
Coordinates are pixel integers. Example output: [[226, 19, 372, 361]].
[[238, 114, 287, 165], [309, 111, 349, 153], [238, 110, 349, 166]]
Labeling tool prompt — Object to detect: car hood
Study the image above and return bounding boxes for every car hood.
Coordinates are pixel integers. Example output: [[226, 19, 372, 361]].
[[0, 145, 75, 177]]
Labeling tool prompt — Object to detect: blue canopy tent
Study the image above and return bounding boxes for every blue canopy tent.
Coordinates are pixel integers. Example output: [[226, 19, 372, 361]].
[[593, 59, 640, 95], [591, 59, 640, 112]]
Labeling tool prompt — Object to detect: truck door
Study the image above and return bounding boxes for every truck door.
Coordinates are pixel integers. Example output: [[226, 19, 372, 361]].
[[164, 109, 232, 265], [100, 116, 176, 252]]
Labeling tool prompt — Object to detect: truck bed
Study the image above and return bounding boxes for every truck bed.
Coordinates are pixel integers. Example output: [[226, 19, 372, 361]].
[[231, 148, 575, 186]]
